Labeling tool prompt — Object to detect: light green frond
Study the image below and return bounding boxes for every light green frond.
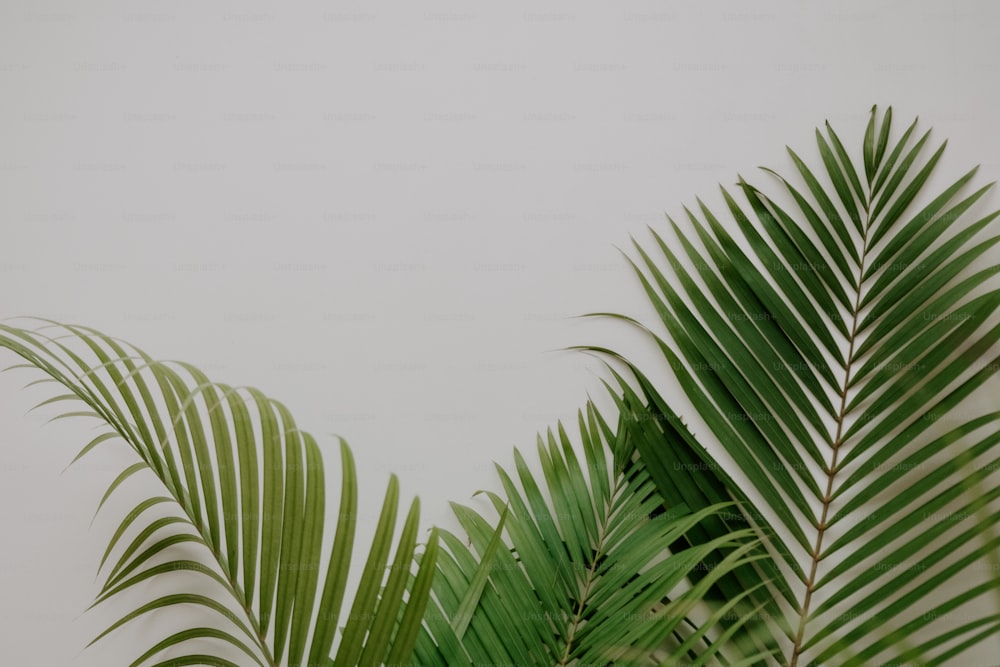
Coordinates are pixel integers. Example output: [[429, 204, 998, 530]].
[[0, 321, 437, 666]]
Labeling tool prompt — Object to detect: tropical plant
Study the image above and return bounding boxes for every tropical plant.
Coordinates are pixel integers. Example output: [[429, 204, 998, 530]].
[[588, 105, 1000, 665], [0, 322, 439, 666], [413, 402, 774, 666], [3, 106, 999, 666]]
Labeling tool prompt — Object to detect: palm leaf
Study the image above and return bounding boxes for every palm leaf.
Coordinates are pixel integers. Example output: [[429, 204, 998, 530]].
[[0, 320, 437, 666], [413, 401, 776, 666], [595, 106, 1000, 665]]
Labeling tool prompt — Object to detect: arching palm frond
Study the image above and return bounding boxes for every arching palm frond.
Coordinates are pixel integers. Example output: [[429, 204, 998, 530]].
[[414, 401, 776, 666], [600, 106, 1000, 665], [0, 320, 437, 667]]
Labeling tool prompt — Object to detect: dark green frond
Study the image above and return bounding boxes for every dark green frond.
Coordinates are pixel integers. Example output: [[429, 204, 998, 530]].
[[601, 107, 1000, 665], [415, 402, 775, 666]]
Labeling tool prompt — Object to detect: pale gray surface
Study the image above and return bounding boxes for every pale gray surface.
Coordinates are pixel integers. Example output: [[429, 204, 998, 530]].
[[2, 1, 1000, 664]]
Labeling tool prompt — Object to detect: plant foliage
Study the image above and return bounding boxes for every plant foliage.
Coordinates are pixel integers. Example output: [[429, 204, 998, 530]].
[[596, 105, 1000, 665], [0, 321, 437, 666], [3, 106, 1000, 666], [415, 402, 773, 666]]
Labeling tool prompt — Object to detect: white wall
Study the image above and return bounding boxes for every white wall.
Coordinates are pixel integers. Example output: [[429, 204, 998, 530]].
[[2, 1, 999, 664]]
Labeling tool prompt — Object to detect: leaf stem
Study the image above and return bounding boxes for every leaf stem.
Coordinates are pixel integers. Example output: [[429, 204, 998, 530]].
[[556, 483, 618, 665], [789, 202, 872, 666]]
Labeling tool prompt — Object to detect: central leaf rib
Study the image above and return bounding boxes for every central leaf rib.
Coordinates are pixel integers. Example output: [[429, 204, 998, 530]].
[[556, 507, 613, 666], [789, 211, 871, 667]]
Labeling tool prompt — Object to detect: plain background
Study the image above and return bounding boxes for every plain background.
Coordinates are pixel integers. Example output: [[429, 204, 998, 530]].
[[2, 1, 1000, 664]]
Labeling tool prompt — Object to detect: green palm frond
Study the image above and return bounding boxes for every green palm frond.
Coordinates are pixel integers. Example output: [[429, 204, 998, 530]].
[[0, 319, 437, 667], [414, 401, 776, 666], [598, 106, 1000, 665]]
